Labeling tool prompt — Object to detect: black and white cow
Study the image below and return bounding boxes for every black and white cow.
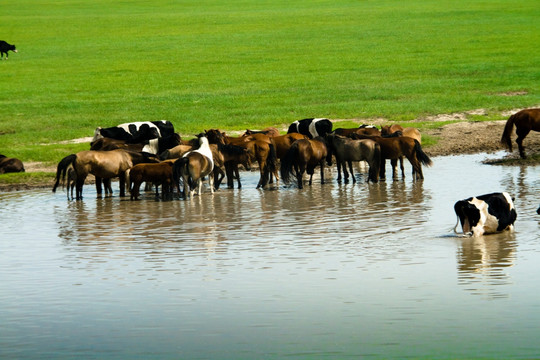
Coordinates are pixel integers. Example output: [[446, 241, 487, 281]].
[[287, 118, 333, 139], [92, 120, 175, 143], [0, 41, 17, 60], [454, 192, 517, 237]]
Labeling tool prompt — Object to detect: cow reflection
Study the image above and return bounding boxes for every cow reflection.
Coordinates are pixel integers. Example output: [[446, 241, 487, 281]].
[[457, 232, 516, 298]]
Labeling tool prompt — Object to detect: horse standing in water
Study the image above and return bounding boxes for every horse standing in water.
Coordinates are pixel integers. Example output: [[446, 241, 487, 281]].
[[501, 108, 540, 159], [54, 149, 159, 200], [326, 133, 381, 183], [173, 136, 214, 199], [280, 137, 330, 189]]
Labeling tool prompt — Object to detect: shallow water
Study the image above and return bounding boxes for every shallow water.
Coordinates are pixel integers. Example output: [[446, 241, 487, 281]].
[[1, 152, 540, 359]]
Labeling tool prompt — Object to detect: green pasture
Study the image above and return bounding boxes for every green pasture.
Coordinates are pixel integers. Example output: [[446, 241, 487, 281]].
[[0, 0, 539, 164]]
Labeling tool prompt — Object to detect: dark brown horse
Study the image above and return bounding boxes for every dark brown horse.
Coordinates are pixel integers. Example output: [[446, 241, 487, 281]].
[[173, 136, 214, 199], [501, 108, 540, 158], [333, 125, 381, 138], [90, 133, 181, 154], [213, 143, 252, 189], [128, 161, 176, 200], [0, 155, 24, 174], [280, 137, 329, 189], [326, 133, 381, 183], [205, 129, 276, 188], [55, 149, 159, 199], [350, 133, 432, 180]]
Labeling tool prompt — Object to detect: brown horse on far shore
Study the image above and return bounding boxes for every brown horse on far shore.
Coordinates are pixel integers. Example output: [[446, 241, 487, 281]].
[[242, 127, 280, 138], [501, 108, 540, 158]]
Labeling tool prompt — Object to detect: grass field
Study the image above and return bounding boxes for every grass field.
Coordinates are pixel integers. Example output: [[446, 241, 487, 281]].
[[0, 0, 539, 163]]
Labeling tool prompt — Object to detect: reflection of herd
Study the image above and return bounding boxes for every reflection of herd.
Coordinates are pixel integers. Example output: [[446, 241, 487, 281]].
[[43, 108, 540, 237]]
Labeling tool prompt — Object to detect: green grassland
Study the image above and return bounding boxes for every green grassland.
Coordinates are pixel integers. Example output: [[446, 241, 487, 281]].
[[0, 0, 539, 164]]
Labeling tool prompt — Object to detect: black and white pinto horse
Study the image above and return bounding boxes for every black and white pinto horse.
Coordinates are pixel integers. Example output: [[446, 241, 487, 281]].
[[92, 120, 175, 143], [287, 118, 333, 139]]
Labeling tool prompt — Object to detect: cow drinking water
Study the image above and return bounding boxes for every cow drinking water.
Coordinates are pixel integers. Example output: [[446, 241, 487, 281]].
[[454, 192, 517, 237]]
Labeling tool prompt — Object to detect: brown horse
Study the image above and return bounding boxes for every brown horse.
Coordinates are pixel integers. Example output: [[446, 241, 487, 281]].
[[380, 124, 422, 176], [90, 133, 181, 154], [159, 144, 193, 160], [205, 129, 276, 188], [501, 108, 540, 158], [0, 155, 24, 174], [55, 149, 159, 200], [326, 133, 381, 183], [333, 125, 381, 137], [242, 127, 280, 137], [280, 137, 329, 189], [350, 133, 432, 180], [173, 136, 214, 199], [271, 133, 309, 159], [213, 143, 252, 189], [128, 161, 176, 200]]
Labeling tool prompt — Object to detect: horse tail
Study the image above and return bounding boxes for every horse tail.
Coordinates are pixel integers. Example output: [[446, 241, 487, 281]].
[[173, 157, 194, 189], [125, 168, 132, 193], [371, 143, 381, 182], [266, 143, 278, 175], [280, 142, 299, 184], [414, 140, 433, 166], [52, 154, 76, 192], [501, 114, 515, 151]]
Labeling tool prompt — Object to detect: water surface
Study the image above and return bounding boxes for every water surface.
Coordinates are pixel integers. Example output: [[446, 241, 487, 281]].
[[1, 152, 540, 359]]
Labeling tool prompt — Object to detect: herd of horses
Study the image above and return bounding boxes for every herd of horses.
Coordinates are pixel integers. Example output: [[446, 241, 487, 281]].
[[47, 109, 540, 201]]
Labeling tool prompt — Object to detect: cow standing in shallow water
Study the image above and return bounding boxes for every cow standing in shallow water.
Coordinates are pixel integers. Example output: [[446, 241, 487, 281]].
[[454, 192, 517, 237]]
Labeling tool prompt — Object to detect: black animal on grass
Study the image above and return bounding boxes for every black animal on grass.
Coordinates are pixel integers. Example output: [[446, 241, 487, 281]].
[[0, 41, 18, 59]]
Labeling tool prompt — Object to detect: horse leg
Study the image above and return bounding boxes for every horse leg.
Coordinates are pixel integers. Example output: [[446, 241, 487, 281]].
[[119, 173, 126, 197], [256, 160, 266, 189], [516, 128, 530, 159], [336, 158, 343, 183], [399, 157, 405, 179], [379, 158, 386, 181], [348, 160, 357, 184], [234, 165, 242, 188], [296, 165, 305, 189], [76, 176, 86, 200], [104, 179, 113, 196], [320, 160, 325, 185], [95, 177, 103, 197], [342, 160, 350, 183], [390, 159, 398, 180]]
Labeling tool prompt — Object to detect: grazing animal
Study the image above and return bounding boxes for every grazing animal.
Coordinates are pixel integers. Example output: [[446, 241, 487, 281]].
[[272, 133, 309, 159], [213, 143, 252, 189], [204, 129, 276, 188], [91, 133, 181, 155], [92, 120, 175, 143], [350, 133, 432, 180], [287, 118, 333, 139], [500, 108, 540, 159], [128, 161, 176, 200], [0, 155, 24, 174], [159, 144, 193, 160], [173, 136, 214, 199], [280, 137, 329, 189], [55, 149, 159, 200], [326, 133, 381, 183], [333, 125, 381, 137], [454, 192, 517, 237], [0, 41, 17, 59], [380, 124, 422, 177], [243, 127, 280, 138]]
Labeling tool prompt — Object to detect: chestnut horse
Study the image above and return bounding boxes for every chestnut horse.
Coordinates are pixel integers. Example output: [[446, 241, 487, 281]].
[[380, 124, 422, 177], [212, 143, 252, 189], [349, 133, 432, 180], [173, 136, 214, 199], [333, 125, 381, 138], [128, 161, 176, 200], [205, 129, 277, 188], [272, 133, 308, 159], [501, 108, 540, 158], [326, 133, 381, 183], [280, 137, 329, 189], [55, 149, 159, 200]]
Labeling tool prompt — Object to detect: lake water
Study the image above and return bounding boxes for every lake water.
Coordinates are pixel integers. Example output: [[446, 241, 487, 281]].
[[1, 152, 540, 359]]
